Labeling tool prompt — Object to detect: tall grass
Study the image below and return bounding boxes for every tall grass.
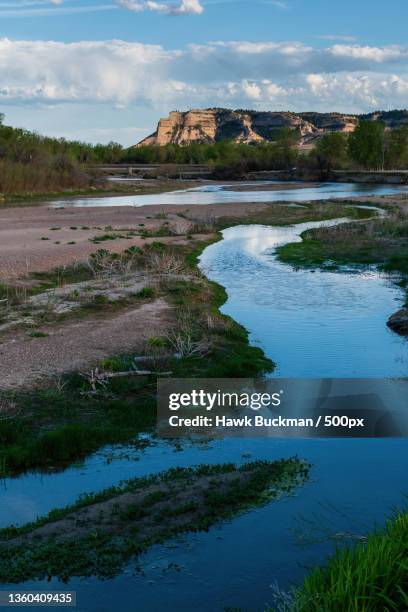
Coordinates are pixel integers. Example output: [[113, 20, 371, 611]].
[[289, 511, 408, 611], [0, 159, 91, 196]]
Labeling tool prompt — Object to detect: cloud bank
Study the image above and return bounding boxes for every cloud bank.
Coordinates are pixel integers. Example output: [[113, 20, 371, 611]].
[[1, 38, 408, 112]]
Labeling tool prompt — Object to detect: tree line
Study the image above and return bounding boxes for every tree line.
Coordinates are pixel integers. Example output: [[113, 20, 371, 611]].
[[0, 113, 124, 195], [1, 112, 408, 196], [126, 121, 408, 177]]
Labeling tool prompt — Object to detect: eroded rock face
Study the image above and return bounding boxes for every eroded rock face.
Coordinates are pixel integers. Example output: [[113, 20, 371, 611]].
[[136, 108, 408, 148], [136, 108, 359, 147], [387, 308, 408, 336]]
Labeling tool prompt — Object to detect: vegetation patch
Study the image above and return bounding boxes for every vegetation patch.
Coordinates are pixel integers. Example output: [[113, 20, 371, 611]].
[[288, 510, 408, 612], [276, 210, 408, 281], [0, 459, 309, 582], [28, 331, 49, 338], [90, 231, 137, 244]]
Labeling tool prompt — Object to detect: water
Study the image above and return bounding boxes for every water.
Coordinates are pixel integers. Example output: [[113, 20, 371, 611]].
[[1, 193, 408, 611], [199, 220, 408, 377], [53, 181, 408, 208]]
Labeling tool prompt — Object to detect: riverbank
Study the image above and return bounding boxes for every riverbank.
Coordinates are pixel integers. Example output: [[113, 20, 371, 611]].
[[0, 234, 274, 473], [1, 178, 199, 207]]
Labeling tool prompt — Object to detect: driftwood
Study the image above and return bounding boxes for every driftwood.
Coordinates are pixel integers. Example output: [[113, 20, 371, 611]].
[[81, 366, 172, 394], [103, 370, 172, 379]]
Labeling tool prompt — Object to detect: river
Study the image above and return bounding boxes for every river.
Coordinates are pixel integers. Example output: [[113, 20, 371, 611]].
[[1, 184, 408, 611], [54, 181, 408, 207]]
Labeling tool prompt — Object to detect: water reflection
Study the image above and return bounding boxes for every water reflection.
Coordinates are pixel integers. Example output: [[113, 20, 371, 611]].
[[199, 221, 407, 377]]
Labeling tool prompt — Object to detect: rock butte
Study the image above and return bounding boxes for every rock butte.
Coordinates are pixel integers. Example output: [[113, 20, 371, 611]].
[[136, 108, 408, 148]]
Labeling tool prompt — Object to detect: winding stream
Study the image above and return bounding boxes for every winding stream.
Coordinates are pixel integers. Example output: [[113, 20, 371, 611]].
[[1, 191, 408, 611]]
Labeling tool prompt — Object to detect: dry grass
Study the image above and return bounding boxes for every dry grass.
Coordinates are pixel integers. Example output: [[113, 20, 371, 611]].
[[146, 250, 186, 276]]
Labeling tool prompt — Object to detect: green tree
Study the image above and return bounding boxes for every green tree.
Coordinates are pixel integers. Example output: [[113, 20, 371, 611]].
[[315, 132, 348, 171], [348, 120, 386, 169], [385, 125, 408, 169], [270, 127, 299, 145]]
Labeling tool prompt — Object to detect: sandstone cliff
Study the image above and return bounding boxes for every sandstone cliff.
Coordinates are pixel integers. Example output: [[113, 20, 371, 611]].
[[136, 108, 408, 147]]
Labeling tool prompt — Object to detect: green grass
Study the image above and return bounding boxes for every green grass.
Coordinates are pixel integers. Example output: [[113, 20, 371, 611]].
[[0, 315, 271, 476], [276, 212, 408, 276], [289, 511, 408, 612], [136, 287, 155, 298], [90, 231, 137, 244]]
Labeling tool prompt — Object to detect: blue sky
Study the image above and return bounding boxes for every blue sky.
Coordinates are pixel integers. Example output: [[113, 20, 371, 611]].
[[1, 0, 408, 144]]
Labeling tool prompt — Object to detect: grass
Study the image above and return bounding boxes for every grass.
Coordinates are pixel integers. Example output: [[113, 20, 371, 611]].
[[287, 511, 408, 612], [136, 287, 155, 299], [0, 459, 309, 582], [90, 231, 137, 244], [0, 318, 271, 475], [0, 240, 273, 476], [276, 210, 408, 274], [213, 200, 374, 231], [0, 159, 92, 199], [140, 224, 175, 238]]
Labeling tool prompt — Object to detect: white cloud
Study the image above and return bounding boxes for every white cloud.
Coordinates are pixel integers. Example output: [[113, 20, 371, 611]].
[[329, 44, 408, 63], [170, 0, 203, 15], [114, 0, 203, 14], [1, 38, 408, 113], [242, 80, 262, 100]]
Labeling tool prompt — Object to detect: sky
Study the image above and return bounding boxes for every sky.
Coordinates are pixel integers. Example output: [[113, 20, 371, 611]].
[[1, 0, 408, 145]]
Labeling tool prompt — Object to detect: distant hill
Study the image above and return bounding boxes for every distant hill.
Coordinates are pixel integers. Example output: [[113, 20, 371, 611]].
[[136, 108, 408, 148]]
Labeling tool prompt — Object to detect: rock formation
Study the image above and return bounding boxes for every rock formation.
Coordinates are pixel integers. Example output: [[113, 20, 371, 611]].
[[387, 308, 408, 336], [136, 108, 408, 148]]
